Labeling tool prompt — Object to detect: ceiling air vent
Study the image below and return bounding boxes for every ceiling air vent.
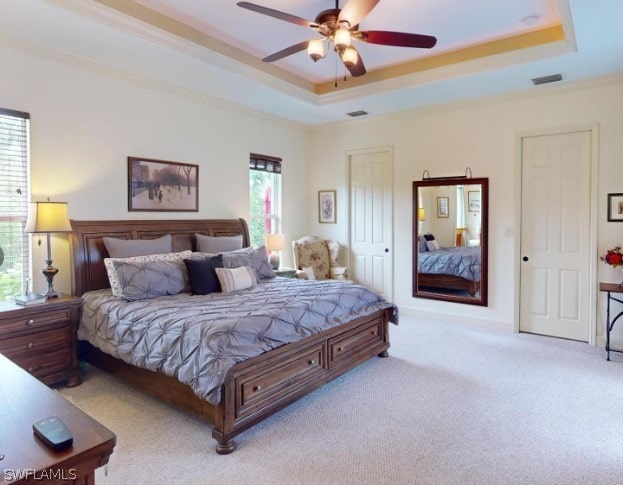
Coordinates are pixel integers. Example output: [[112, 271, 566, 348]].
[[531, 74, 563, 85], [347, 110, 369, 117]]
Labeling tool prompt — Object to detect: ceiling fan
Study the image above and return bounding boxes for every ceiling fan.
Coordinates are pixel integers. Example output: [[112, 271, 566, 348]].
[[237, 0, 437, 78]]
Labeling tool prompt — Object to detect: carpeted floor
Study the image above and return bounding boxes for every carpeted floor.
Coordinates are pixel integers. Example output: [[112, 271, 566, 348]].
[[59, 314, 623, 485]]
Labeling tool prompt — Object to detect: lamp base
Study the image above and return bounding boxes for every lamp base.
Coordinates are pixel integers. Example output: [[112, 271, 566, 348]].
[[269, 253, 280, 271], [42, 261, 60, 298]]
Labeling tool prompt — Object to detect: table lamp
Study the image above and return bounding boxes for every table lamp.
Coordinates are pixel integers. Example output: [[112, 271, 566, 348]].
[[24, 201, 72, 298], [265, 233, 285, 270]]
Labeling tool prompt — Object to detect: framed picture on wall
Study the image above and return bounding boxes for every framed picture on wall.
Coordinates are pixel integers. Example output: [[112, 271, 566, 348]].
[[128, 157, 198, 212], [468, 191, 481, 212], [607, 193, 623, 222], [318, 190, 336, 223], [437, 197, 449, 218]]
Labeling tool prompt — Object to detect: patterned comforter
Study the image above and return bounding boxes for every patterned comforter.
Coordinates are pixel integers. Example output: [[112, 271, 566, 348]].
[[79, 277, 398, 405], [418, 246, 481, 282]]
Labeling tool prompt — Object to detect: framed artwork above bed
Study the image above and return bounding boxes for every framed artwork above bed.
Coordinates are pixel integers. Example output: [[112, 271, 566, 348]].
[[128, 157, 198, 212]]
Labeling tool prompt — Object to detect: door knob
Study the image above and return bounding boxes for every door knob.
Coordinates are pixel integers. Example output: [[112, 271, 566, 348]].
[[384, 248, 389, 253], [522, 256, 529, 262]]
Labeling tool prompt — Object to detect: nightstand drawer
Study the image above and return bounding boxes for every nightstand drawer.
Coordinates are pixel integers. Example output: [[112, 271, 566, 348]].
[[0, 327, 70, 360], [16, 348, 71, 379], [0, 308, 71, 337]]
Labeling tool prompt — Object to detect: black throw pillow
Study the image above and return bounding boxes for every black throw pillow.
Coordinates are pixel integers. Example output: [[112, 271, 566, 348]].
[[183, 254, 224, 295], [423, 233, 435, 241]]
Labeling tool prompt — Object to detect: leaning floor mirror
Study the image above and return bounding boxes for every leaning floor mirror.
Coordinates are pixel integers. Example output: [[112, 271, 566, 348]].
[[413, 176, 489, 306]]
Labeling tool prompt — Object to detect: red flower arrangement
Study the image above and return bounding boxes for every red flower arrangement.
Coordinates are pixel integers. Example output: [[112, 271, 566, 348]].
[[601, 244, 623, 267]]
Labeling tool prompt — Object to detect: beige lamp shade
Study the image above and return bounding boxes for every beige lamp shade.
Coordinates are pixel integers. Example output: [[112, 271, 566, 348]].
[[25, 202, 72, 233], [265, 233, 285, 252], [418, 208, 426, 221]]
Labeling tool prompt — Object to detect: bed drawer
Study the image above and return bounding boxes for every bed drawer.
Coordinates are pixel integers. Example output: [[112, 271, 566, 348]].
[[236, 344, 325, 419], [329, 320, 384, 367]]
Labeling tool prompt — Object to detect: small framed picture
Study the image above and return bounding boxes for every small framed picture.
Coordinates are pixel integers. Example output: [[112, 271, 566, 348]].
[[128, 157, 198, 212], [607, 193, 623, 222], [437, 197, 449, 218], [318, 190, 336, 223], [468, 191, 481, 212]]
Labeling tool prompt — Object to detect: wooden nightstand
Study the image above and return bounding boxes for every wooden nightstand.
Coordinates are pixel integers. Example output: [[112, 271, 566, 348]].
[[274, 268, 297, 278], [0, 295, 82, 387]]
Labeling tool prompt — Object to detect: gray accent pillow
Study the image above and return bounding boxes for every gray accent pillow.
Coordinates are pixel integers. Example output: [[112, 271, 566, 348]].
[[418, 235, 428, 252], [222, 246, 275, 281], [112, 258, 189, 301], [195, 234, 243, 253], [104, 234, 173, 258]]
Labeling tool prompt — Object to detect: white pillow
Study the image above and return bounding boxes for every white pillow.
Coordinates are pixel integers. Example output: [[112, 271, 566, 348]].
[[425, 240, 441, 251], [104, 250, 193, 297], [215, 266, 257, 294], [302, 266, 316, 280]]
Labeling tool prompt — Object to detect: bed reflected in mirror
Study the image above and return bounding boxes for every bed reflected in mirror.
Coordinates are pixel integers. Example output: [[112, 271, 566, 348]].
[[412, 177, 488, 306]]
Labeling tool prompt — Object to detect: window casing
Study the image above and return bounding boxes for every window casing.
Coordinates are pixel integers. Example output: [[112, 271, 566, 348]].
[[0, 108, 31, 300], [249, 154, 282, 248]]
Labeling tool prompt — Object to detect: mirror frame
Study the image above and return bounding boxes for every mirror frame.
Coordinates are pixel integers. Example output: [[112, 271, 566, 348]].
[[412, 177, 489, 306]]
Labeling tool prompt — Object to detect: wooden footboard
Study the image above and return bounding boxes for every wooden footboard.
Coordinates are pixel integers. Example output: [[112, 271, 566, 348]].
[[79, 307, 391, 454]]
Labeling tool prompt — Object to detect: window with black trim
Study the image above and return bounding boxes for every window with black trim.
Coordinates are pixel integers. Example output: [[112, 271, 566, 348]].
[[249, 153, 281, 248], [0, 108, 31, 300]]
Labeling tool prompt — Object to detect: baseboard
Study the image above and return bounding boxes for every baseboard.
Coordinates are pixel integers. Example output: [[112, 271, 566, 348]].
[[398, 305, 512, 333]]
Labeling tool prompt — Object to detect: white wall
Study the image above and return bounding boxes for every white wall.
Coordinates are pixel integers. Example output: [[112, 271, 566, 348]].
[[309, 75, 623, 342], [1, 44, 311, 295]]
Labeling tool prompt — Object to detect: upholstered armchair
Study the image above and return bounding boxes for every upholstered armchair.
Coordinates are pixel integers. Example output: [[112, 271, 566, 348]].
[[291, 236, 350, 281]]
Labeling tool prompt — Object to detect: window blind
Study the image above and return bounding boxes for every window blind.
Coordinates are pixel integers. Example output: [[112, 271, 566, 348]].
[[249, 153, 282, 174], [0, 108, 31, 300]]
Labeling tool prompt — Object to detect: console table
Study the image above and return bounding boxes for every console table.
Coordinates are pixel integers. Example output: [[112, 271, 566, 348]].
[[0, 353, 115, 484], [599, 283, 623, 361]]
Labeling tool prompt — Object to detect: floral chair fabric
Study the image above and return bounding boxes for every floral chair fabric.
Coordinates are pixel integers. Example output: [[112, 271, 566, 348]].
[[291, 236, 350, 281]]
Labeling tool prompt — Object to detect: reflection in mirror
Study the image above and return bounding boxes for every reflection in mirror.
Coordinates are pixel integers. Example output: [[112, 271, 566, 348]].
[[413, 177, 488, 306]]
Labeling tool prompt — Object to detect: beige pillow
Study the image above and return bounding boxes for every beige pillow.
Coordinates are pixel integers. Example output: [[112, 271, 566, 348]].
[[215, 266, 257, 294], [103, 234, 172, 258]]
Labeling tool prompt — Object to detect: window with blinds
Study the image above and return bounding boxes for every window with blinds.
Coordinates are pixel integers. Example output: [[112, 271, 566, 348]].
[[0, 108, 31, 300], [249, 153, 282, 248]]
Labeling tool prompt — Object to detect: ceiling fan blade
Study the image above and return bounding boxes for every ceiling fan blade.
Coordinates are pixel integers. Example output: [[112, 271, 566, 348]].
[[340, 48, 367, 77], [262, 41, 310, 62], [338, 0, 380, 27], [237, 2, 318, 28], [360, 30, 437, 49]]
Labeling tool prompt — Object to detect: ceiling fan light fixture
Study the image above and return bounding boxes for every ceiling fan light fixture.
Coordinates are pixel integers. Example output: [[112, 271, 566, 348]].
[[333, 27, 351, 51], [307, 39, 326, 62], [342, 46, 358, 66]]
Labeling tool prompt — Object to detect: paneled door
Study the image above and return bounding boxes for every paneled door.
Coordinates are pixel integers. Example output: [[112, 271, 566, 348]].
[[520, 131, 592, 341], [349, 147, 393, 299]]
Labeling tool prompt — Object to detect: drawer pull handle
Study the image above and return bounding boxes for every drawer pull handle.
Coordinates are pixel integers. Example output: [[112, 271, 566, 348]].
[[253, 385, 262, 392], [27, 342, 34, 349], [337, 346, 344, 352], [370, 330, 377, 335], [26, 319, 35, 326], [27, 365, 41, 373], [309, 359, 316, 365]]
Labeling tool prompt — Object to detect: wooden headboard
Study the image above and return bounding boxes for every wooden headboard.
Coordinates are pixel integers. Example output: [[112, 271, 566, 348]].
[[70, 218, 250, 295]]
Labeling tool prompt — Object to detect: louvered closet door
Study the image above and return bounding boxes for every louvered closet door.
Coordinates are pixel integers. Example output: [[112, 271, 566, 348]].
[[519, 131, 591, 341]]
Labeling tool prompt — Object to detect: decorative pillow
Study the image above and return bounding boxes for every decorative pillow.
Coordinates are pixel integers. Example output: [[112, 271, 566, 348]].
[[183, 255, 223, 295], [426, 240, 441, 251], [104, 250, 193, 297], [103, 234, 172, 258], [195, 234, 243, 253], [301, 266, 316, 280], [112, 259, 189, 301], [418, 235, 428, 252], [222, 246, 275, 280], [423, 233, 435, 241], [215, 266, 257, 294]]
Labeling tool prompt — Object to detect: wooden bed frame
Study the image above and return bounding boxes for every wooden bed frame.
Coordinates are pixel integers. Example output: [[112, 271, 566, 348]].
[[418, 273, 479, 296], [70, 218, 391, 454]]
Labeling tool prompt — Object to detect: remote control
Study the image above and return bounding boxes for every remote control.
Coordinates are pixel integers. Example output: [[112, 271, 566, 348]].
[[33, 416, 73, 451]]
